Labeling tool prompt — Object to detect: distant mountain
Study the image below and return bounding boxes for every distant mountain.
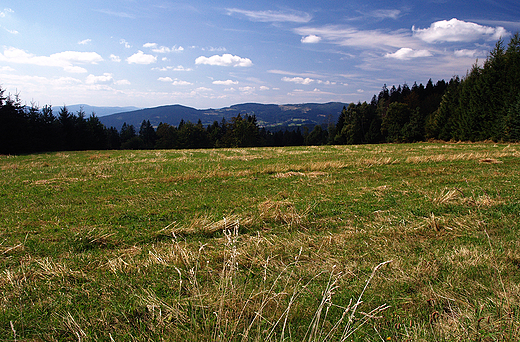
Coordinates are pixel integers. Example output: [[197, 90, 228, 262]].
[[65, 104, 141, 117], [98, 102, 347, 130]]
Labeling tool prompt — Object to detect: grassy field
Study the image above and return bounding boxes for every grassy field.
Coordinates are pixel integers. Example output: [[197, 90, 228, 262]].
[[1, 142, 519, 341]]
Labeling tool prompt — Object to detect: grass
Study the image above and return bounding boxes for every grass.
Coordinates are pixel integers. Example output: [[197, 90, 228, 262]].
[[1, 142, 519, 341]]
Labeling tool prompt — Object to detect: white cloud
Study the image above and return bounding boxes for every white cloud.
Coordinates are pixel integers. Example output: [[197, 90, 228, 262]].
[[301, 35, 322, 44], [86, 73, 113, 84], [317, 80, 335, 85], [126, 51, 157, 64], [385, 47, 433, 60], [281, 76, 314, 85], [0, 66, 15, 71], [144, 43, 184, 53], [0, 47, 102, 73], [114, 79, 131, 85], [152, 65, 192, 72], [6, 29, 18, 34], [120, 39, 132, 48], [158, 77, 173, 82], [0, 8, 13, 17], [174, 65, 191, 71], [295, 25, 417, 50], [239, 86, 255, 94], [454, 49, 485, 58], [78, 39, 92, 45], [195, 54, 253, 67], [227, 8, 311, 23], [110, 54, 121, 62], [369, 9, 401, 20], [259, 86, 270, 91], [213, 79, 239, 85], [205, 47, 227, 52], [172, 80, 193, 86], [413, 18, 509, 43], [52, 51, 103, 64]]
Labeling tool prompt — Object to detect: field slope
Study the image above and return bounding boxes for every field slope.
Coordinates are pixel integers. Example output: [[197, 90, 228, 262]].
[[1, 143, 519, 341]]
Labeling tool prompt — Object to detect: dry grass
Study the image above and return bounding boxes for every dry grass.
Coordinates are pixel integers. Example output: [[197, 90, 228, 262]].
[[258, 199, 312, 229]]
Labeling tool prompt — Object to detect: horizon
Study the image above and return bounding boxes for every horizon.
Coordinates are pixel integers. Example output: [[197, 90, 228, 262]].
[[1, 1, 519, 109]]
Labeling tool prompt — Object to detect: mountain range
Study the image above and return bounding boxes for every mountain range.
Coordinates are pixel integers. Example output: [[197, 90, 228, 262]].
[[66, 104, 141, 118], [95, 102, 347, 131]]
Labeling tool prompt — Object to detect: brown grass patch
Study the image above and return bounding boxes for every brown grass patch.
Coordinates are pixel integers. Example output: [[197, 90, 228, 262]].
[[258, 199, 311, 229], [272, 171, 327, 178], [168, 215, 253, 236], [479, 158, 503, 164]]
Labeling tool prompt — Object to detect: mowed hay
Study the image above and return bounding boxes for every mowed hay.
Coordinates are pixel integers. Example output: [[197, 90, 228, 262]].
[[258, 199, 311, 229]]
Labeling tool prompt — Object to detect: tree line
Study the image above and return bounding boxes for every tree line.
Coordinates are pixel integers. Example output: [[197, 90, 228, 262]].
[[2, 34, 520, 155], [0, 96, 311, 154]]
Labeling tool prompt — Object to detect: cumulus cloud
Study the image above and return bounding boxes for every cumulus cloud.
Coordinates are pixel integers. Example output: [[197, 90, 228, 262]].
[[281, 76, 314, 85], [158, 77, 173, 82], [172, 80, 192, 86], [301, 35, 322, 43], [227, 8, 311, 23], [110, 54, 121, 62], [239, 86, 255, 94], [85, 73, 129, 86], [126, 51, 157, 64], [195, 54, 253, 67], [385, 48, 433, 60], [114, 79, 131, 85], [0, 47, 102, 73], [173, 65, 191, 71], [259, 86, 270, 91], [317, 80, 336, 85], [213, 79, 239, 85], [86, 73, 114, 84], [413, 18, 509, 43], [120, 39, 132, 48], [53, 51, 103, 64]]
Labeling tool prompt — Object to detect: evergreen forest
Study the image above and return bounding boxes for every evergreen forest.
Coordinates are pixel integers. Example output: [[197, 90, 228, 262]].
[[2, 34, 520, 155]]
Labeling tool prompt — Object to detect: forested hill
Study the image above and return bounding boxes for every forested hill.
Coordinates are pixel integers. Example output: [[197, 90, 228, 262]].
[[2, 34, 520, 155], [98, 102, 346, 130]]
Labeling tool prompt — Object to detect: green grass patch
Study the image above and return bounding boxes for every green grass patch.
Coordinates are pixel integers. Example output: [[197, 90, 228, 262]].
[[1, 142, 519, 340]]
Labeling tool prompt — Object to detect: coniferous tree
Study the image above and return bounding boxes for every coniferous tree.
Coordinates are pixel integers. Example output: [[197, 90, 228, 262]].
[[0, 90, 26, 154], [139, 120, 157, 149], [155, 122, 178, 149]]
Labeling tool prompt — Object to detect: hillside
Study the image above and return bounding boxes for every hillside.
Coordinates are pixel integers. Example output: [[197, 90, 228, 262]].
[[98, 102, 347, 130]]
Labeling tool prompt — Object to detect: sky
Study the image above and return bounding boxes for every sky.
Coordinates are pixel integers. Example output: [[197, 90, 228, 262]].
[[1, 0, 520, 109]]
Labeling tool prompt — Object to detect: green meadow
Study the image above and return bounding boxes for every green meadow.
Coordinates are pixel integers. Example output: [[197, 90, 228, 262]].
[[1, 143, 519, 341]]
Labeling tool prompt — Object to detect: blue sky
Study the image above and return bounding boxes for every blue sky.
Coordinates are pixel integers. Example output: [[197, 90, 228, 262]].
[[1, 0, 519, 109]]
